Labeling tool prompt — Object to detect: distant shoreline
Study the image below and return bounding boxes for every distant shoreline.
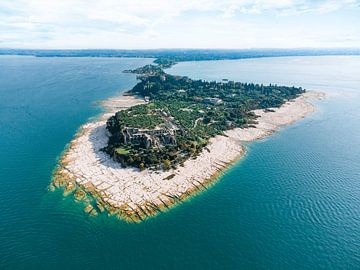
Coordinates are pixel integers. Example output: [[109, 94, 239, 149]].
[[51, 90, 324, 222], [2, 48, 360, 63]]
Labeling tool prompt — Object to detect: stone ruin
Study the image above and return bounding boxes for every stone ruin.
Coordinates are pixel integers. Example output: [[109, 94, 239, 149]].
[[121, 127, 177, 149]]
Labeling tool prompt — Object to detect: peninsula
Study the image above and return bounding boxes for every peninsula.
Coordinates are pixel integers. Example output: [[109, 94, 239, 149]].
[[51, 62, 323, 222]]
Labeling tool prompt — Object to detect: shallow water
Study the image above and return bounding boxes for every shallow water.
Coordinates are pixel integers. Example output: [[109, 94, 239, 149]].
[[1, 55, 360, 269]]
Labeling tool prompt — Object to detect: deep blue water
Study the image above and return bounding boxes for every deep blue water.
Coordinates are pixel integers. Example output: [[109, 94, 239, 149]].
[[1, 55, 360, 269]]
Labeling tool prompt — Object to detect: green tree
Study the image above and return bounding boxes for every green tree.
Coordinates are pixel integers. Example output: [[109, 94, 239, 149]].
[[163, 159, 171, 170], [139, 162, 145, 171]]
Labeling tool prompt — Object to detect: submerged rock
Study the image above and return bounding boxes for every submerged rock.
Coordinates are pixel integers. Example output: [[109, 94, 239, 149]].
[[63, 181, 76, 196], [53, 175, 66, 188], [84, 204, 94, 213], [96, 201, 105, 212], [84, 204, 99, 216], [74, 189, 86, 201], [48, 183, 56, 192], [89, 209, 98, 216]]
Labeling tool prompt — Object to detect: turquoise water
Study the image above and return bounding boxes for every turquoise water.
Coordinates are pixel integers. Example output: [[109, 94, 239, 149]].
[[1, 56, 360, 269]]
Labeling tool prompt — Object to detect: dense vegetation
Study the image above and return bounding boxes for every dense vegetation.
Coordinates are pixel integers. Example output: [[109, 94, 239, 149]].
[[110, 105, 165, 129], [123, 64, 165, 75], [103, 65, 305, 170]]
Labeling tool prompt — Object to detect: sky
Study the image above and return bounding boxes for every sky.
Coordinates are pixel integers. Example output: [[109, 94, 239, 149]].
[[0, 0, 359, 49]]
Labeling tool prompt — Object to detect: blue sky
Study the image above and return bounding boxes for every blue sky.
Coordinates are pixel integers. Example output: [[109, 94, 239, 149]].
[[0, 0, 359, 49]]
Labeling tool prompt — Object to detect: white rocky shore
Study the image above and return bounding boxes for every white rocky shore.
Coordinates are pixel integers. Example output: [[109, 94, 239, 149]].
[[52, 92, 324, 222]]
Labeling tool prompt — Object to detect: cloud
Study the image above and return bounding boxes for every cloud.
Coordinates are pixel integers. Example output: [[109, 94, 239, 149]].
[[0, 0, 359, 48]]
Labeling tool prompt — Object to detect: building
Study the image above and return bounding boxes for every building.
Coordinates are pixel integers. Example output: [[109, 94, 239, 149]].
[[203, 97, 223, 105], [121, 127, 177, 149]]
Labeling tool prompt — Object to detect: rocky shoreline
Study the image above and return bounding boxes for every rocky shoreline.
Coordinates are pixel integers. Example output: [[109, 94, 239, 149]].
[[51, 92, 324, 222]]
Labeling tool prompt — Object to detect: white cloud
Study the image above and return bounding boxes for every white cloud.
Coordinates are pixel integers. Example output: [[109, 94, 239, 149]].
[[0, 0, 359, 48]]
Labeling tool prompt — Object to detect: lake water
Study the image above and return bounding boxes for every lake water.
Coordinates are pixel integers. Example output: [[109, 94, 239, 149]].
[[1, 55, 360, 269]]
